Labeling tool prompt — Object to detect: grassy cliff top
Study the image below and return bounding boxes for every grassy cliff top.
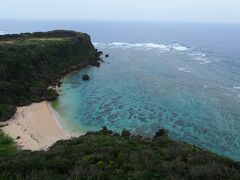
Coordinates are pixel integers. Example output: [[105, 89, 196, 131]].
[[0, 37, 66, 45], [0, 30, 92, 46], [0, 30, 89, 41]]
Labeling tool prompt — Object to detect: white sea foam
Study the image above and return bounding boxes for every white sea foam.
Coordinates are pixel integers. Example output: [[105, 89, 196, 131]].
[[194, 57, 211, 64], [144, 43, 170, 50], [108, 42, 171, 51], [178, 67, 191, 73], [199, 61, 211, 64], [94, 41, 214, 66], [93, 42, 103, 46], [94, 42, 192, 52], [178, 67, 185, 71], [195, 57, 206, 61], [171, 44, 189, 51], [189, 52, 206, 57], [109, 42, 129, 46], [189, 51, 213, 65], [233, 86, 240, 90]]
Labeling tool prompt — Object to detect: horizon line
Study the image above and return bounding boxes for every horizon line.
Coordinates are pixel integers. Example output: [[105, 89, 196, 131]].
[[0, 18, 240, 25]]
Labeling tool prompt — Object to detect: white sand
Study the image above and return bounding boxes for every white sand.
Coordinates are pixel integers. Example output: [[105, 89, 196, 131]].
[[0, 102, 72, 151]]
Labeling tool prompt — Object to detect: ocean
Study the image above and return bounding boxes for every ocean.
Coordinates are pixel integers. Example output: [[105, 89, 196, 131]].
[[1, 20, 240, 160]]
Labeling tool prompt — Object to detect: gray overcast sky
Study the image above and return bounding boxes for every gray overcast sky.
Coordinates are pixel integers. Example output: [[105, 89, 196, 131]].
[[1, 0, 240, 23]]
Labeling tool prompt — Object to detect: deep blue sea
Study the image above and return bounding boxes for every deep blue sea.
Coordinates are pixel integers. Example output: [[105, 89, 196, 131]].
[[1, 20, 240, 160]]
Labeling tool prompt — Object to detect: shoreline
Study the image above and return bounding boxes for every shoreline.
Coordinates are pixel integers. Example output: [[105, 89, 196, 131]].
[[0, 58, 101, 151], [48, 102, 86, 138], [0, 101, 75, 151]]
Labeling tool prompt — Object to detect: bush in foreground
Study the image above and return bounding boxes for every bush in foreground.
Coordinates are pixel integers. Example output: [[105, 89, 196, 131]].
[[0, 128, 239, 179]]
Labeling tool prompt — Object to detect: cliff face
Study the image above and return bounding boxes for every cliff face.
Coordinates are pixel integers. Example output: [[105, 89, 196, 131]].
[[0, 30, 99, 121]]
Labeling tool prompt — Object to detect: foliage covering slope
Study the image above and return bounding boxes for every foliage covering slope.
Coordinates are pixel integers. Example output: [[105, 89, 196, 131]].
[[0, 128, 239, 179], [0, 30, 99, 121]]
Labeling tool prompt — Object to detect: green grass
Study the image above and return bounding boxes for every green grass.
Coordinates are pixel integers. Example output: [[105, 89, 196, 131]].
[[0, 38, 66, 45], [14, 37, 69, 46]]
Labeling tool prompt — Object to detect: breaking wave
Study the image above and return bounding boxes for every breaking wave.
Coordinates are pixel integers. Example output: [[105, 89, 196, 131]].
[[94, 42, 215, 66], [93, 42, 189, 52], [233, 86, 240, 90], [178, 67, 191, 73], [189, 52, 212, 65], [194, 57, 211, 64]]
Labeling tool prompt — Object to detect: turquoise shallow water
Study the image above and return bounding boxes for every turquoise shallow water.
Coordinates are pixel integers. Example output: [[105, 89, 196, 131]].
[[54, 42, 240, 160]]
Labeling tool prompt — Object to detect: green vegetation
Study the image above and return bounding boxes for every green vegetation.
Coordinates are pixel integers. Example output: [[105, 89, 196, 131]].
[[0, 128, 239, 179], [0, 104, 16, 121], [0, 131, 17, 158], [0, 30, 99, 121]]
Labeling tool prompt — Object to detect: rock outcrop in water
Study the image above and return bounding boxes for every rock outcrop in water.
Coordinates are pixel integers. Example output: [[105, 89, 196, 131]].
[[90, 61, 101, 67], [121, 129, 131, 137], [82, 75, 90, 80], [154, 128, 167, 138]]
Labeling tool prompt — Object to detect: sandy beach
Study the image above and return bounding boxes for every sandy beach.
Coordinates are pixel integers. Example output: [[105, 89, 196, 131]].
[[0, 102, 72, 151]]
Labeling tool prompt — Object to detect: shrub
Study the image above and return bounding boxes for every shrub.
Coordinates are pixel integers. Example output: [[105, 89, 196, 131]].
[[0, 104, 16, 122]]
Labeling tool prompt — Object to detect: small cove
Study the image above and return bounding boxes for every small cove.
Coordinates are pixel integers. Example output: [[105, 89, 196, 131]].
[[54, 42, 240, 160]]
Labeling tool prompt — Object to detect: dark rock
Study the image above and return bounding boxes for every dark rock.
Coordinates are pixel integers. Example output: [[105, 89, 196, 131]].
[[154, 128, 167, 139], [121, 129, 131, 138], [82, 75, 90, 80], [112, 133, 120, 137], [100, 126, 113, 135], [136, 135, 143, 141], [90, 61, 100, 67], [97, 51, 103, 56], [105, 54, 109, 58]]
